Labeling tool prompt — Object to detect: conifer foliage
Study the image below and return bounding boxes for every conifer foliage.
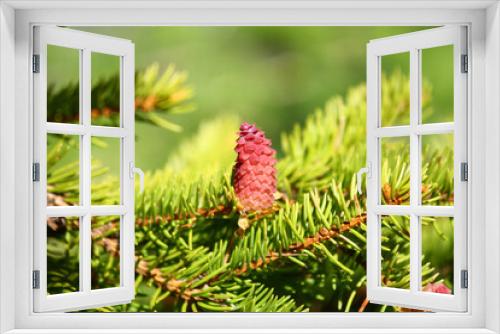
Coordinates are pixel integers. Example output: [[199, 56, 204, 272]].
[[48, 63, 194, 131], [46, 64, 454, 312]]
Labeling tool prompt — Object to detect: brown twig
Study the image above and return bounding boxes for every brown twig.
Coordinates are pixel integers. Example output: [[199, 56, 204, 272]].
[[234, 213, 366, 275], [358, 298, 369, 312], [134, 213, 367, 304], [382, 184, 408, 205], [136, 205, 234, 226]]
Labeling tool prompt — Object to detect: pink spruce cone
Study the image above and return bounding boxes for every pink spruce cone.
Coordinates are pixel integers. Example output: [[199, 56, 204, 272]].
[[423, 282, 451, 294], [232, 122, 277, 212]]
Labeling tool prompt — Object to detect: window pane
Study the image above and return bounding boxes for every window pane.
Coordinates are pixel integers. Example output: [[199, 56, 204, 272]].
[[421, 45, 454, 124], [91, 137, 121, 205], [381, 215, 410, 290], [381, 52, 410, 127], [47, 134, 80, 206], [91, 52, 121, 127], [421, 134, 454, 206], [421, 216, 454, 294], [380, 137, 410, 205], [91, 215, 121, 289], [47, 45, 80, 123], [47, 216, 80, 295]]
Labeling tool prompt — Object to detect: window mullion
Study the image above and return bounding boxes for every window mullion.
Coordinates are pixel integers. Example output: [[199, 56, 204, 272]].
[[374, 205, 453, 217], [80, 48, 92, 293], [416, 122, 454, 135], [409, 48, 421, 293]]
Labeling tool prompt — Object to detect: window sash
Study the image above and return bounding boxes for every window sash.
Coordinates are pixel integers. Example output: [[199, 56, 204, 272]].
[[366, 26, 468, 312], [32, 26, 135, 313]]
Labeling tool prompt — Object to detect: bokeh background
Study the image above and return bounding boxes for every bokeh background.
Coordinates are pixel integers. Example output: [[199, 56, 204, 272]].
[[49, 26, 451, 172], [46, 26, 455, 311]]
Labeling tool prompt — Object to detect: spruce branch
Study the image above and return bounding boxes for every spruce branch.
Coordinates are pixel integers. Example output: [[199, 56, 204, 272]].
[[46, 70, 454, 312], [233, 213, 366, 275], [48, 63, 194, 131]]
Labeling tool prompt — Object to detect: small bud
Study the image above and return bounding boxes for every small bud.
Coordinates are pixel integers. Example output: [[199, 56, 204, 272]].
[[237, 217, 250, 231]]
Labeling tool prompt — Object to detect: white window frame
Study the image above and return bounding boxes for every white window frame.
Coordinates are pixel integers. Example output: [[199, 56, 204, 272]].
[[32, 26, 136, 312], [366, 26, 468, 312], [0, 1, 499, 333]]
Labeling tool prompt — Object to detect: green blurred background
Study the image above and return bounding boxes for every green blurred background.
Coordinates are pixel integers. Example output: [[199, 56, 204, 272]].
[[48, 26, 455, 173]]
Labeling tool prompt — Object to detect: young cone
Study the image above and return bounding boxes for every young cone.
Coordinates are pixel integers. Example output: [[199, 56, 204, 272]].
[[232, 122, 277, 212]]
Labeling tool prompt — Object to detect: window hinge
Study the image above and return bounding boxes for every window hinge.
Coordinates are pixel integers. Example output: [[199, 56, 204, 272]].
[[461, 54, 468, 73], [32, 163, 40, 182], [32, 54, 40, 73], [32, 270, 40, 289], [461, 269, 468, 289], [461, 162, 468, 182]]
